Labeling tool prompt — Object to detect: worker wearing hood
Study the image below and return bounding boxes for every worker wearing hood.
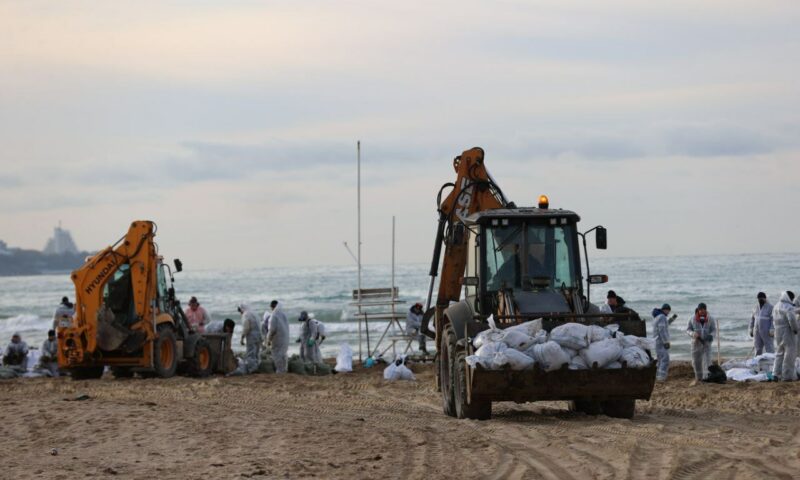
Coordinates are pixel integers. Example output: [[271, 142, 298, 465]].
[[237, 303, 262, 374], [267, 300, 290, 374], [298, 311, 323, 364], [652, 304, 672, 381], [686, 303, 716, 381], [749, 292, 774, 355], [771, 291, 798, 381], [3, 332, 28, 367]]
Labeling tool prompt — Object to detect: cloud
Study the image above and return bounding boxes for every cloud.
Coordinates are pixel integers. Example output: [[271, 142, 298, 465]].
[[0, 175, 21, 188], [663, 124, 777, 157]]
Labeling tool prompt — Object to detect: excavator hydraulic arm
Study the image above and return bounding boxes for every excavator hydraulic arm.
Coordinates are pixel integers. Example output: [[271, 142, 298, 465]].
[[59, 221, 159, 366], [423, 147, 510, 340]]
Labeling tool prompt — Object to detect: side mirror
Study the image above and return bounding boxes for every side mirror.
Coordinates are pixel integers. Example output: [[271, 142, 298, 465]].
[[588, 274, 608, 284], [461, 276, 479, 286], [174, 259, 183, 273], [595, 227, 607, 250]]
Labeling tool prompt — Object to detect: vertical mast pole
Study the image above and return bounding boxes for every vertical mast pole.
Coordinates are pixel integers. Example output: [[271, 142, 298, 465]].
[[357, 140, 363, 362]]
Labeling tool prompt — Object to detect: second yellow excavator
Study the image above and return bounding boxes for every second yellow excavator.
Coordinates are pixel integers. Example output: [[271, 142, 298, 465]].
[[57, 220, 233, 379]]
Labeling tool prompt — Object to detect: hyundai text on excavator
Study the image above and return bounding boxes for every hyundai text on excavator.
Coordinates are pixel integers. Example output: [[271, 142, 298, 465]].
[[421, 147, 656, 419], [57, 220, 228, 379]]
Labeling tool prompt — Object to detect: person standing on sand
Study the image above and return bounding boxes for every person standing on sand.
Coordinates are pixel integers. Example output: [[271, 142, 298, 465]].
[[185, 296, 211, 333], [52, 296, 74, 331], [298, 311, 323, 364], [749, 292, 774, 355], [234, 303, 262, 375], [406, 303, 428, 355], [267, 301, 290, 374], [651, 304, 672, 381], [686, 303, 716, 381], [771, 291, 798, 382]]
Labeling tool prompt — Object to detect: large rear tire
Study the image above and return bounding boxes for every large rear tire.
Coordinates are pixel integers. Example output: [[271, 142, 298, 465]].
[[440, 324, 457, 417], [153, 325, 178, 378], [70, 366, 105, 380], [602, 399, 636, 419], [454, 351, 491, 420], [186, 338, 213, 377]]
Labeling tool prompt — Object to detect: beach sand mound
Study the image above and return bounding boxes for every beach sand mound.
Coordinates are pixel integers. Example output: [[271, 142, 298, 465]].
[[0, 361, 798, 479]]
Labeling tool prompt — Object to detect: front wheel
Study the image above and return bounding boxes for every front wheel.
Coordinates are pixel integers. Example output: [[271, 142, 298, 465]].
[[186, 338, 213, 377], [454, 351, 491, 420], [153, 326, 178, 378], [440, 324, 457, 417]]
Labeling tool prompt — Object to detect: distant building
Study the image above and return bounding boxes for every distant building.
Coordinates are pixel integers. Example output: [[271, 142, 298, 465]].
[[43, 223, 79, 256], [0, 240, 10, 256]]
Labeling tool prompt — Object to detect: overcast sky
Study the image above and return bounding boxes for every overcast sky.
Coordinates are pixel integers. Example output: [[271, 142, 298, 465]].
[[1, 1, 798, 269]]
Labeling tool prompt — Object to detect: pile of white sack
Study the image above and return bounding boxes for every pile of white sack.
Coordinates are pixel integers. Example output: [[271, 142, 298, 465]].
[[466, 317, 655, 372], [721, 354, 800, 382]]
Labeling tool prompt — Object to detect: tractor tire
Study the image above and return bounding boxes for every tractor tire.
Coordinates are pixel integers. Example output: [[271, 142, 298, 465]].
[[70, 366, 105, 380], [186, 338, 213, 377], [153, 325, 178, 378], [569, 399, 603, 415], [454, 351, 491, 420], [602, 399, 636, 419], [439, 324, 457, 417], [110, 367, 134, 379]]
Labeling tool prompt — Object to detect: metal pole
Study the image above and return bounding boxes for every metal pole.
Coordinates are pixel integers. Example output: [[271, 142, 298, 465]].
[[357, 140, 363, 363], [391, 216, 396, 339]]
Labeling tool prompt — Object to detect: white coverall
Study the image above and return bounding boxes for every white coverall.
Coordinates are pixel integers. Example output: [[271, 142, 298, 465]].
[[750, 301, 774, 355], [299, 315, 323, 364], [39, 338, 60, 377], [771, 292, 798, 382], [686, 314, 716, 381], [238, 303, 263, 374], [267, 303, 290, 374], [652, 309, 670, 381]]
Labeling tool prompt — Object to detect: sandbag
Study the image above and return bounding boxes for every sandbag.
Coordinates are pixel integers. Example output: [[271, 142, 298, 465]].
[[475, 341, 507, 358], [561, 347, 578, 358], [620, 346, 650, 368], [473, 328, 504, 349], [494, 349, 535, 371], [618, 333, 655, 352], [306, 361, 332, 376], [383, 360, 415, 381], [606, 361, 622, 369], [501, 329, 538, 351], [466, 355, 493, 369], [288, 355, 308, 375], [530, 341, 570, 372], [588, 325, 611, 343], [335, 343, 353, 373], [549, 323, 589, 350], [569, 355, 588, 370], [580, 338, 623, 368], [504, 319, 543, 338], [0, 366, 20, 379], [257, 357, 276, 374]]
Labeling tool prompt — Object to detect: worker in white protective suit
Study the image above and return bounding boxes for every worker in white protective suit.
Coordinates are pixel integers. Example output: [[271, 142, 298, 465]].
[[38, 330, 60, 377], [52, 296, 75, 331], [297, 311, 323, 364], [750, 292, 774, 355], [406, 303, 428, 354], [3, 332, 28, 367], [771, 291, 798, 382], [651, 304, 672, 381], [686, 303, 716, 381], [267, 300, 290, 374], [232, 303, 262, 375]]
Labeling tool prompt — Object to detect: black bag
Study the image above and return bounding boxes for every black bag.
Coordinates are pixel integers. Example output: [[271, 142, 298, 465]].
[[703, 364, 727, 384]]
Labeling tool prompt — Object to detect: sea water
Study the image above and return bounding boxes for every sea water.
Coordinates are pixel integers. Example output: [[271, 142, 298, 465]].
[[0, 253, 796, 361]]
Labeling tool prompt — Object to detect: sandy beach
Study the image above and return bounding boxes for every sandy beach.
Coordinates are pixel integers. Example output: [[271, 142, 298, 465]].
[[0, 362, 798, 479]]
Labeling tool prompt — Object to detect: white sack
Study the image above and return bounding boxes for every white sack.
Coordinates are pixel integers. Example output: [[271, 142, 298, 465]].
[[580, 338, 623, 368], [501, 330, 538, 351], [504, 319, 543, 337], [495, 349, 535, 370], [335, 343, 353, 373], [531, 341, 570, 372], [588, 325, 611, 343], [620, 346, 650, 368], [383, 361, 415, 381], [569, 355, 588, 370], [475, 341, 507, 357], [549, 323, 590, 350], [606, 361, 622, 369]]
